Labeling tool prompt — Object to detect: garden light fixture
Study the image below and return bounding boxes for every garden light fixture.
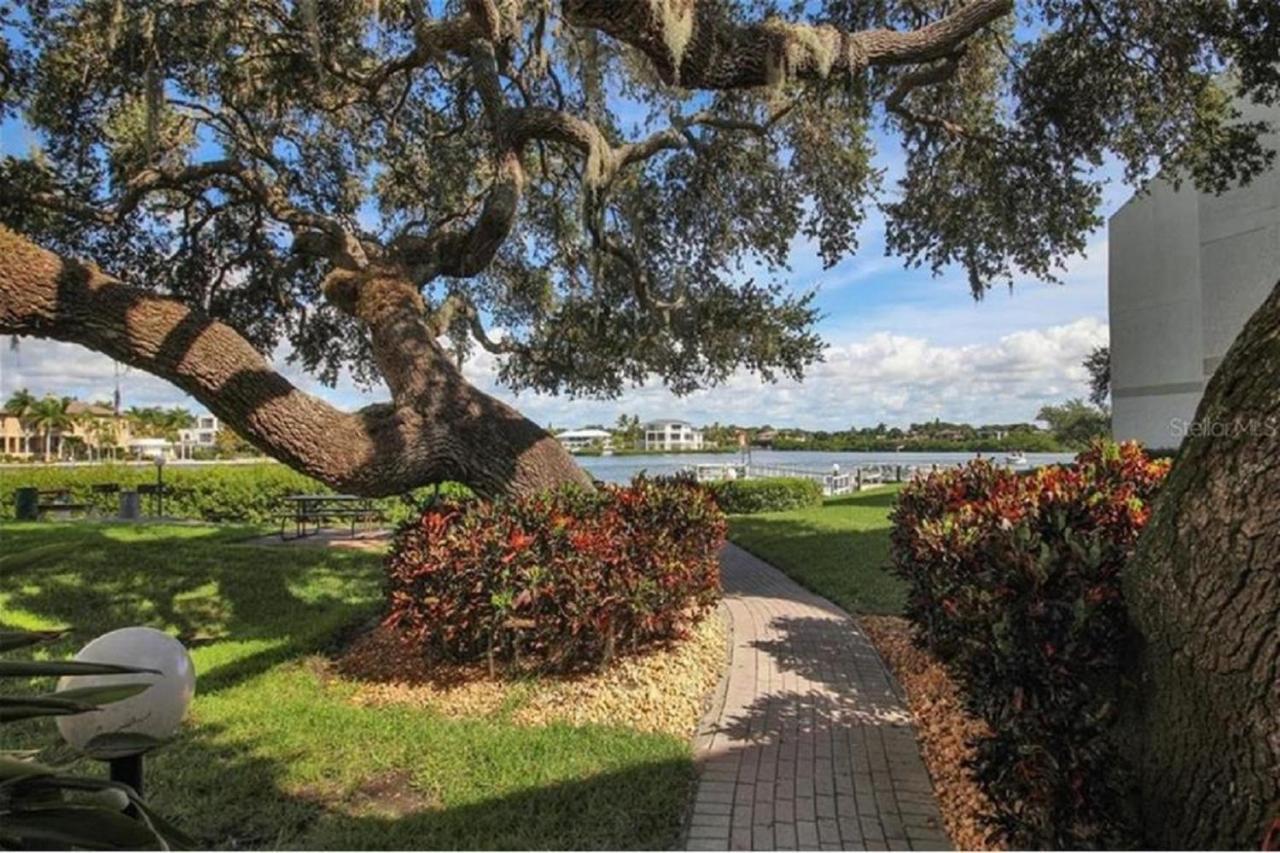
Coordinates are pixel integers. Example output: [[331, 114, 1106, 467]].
[[56, 627, 196, 798]]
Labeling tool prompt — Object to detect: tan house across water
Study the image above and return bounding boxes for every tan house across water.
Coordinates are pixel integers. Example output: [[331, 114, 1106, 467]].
[[0, 401, 134, 460]]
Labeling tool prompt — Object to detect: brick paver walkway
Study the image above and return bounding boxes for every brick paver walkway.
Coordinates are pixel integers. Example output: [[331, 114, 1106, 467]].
[[686, 544, 949, 851]]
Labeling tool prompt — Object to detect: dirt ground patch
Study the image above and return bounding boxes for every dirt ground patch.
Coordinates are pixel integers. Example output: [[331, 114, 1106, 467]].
[[860, 615, 1003, 852], [330, 611, 728, 741]]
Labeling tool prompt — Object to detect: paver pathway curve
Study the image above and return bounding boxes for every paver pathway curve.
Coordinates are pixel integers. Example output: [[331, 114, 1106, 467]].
[[686, 543, 950, 851]]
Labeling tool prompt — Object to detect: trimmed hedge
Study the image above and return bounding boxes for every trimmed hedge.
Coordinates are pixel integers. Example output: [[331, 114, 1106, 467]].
[[890, 441, 1170, 848], [709, 477, 823, 514], [0, 463, 469, 525], [385, 476, 725, 672]]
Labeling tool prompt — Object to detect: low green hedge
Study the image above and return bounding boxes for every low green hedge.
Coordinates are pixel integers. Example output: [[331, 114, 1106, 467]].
[[708, 477, 823, 514], [0, 463, 469, 525]]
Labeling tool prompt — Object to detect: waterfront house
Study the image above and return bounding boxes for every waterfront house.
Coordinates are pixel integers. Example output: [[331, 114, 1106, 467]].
[[753, 428, 778, 448], [1, 401, 132, 460], [643, 419, 704, 451], [127, 436, 178, 461], [179, 414, 221, 451], [555, 427, 614, 453]]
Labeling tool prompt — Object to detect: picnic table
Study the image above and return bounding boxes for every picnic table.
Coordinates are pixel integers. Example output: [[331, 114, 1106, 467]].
[[36, 488, 90, 519], [275, 494, 385, 540]]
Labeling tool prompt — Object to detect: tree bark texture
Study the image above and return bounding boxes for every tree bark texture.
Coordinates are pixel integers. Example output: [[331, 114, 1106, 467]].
[[1121, 279, 1280, 848], [0, 226, 593, 498]]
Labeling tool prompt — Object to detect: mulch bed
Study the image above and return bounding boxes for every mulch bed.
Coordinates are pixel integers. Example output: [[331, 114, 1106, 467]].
[[859, 615, 1004, 852], [328, 612, 728, 740]]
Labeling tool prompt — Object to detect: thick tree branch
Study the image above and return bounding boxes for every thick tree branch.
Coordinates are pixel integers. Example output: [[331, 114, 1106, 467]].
[[0, 226, 590, 497], [7, 159, 368, 270], [561, 0, 1013, 88], [884, 56, 978, 139], [588, 220, 686, 313], [393, 40, 525, 282]]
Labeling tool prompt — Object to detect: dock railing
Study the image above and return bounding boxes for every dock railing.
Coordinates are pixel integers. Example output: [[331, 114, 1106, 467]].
[[686, 461, 977, 495]]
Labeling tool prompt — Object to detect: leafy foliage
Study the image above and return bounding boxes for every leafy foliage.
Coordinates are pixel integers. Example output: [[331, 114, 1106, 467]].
[[124, 406, 195, 441], [1084, 346, 1111, 409], [889, 442, 1170, 847], [385, 477, 725, 672], [1, 629, 192, 851], [2, 0, 1277, 397], [1037, 398, 1110, 448], [709, 476, 823, 514], [0, 463, 470, 524]]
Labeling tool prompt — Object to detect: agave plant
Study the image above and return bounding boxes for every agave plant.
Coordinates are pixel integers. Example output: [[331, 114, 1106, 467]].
[[0, 629, 192, 850]]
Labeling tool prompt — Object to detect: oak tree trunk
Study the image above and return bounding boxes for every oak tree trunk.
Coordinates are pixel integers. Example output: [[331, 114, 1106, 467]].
[[1121, 279, 1280, 848], [0, 227, 592, 498]]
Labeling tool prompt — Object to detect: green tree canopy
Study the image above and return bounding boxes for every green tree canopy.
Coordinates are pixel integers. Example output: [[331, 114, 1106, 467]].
[[1037, 397, 1109, 448], [1084, 345, 1110, 409], [3, 387, 36, 416], [125, 405, 196, 440]]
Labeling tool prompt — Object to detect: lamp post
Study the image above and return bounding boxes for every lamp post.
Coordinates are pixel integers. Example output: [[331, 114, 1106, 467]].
[[56, 627, 196, 805]]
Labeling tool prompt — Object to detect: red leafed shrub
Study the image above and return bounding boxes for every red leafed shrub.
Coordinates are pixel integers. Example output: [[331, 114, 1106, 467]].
[[890, 441, 1170, 848], [384, 476, 725, 672]]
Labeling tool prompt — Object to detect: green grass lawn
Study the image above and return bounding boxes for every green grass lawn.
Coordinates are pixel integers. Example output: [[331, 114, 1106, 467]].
[[0, 523, 695, 849], [727, 486, 907, 615]]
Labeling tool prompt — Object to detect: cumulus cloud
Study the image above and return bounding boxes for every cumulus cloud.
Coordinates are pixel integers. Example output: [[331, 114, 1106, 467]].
[[457, 316, 1107, 429], [1, 319, 1105, 431], [0, 338, 385, 413]]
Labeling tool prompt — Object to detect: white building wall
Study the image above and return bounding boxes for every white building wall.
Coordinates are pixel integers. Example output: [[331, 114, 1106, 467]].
[[1109, 99, 1280, 450]]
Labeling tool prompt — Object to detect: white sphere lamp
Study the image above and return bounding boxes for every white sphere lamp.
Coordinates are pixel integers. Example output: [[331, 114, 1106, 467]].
[[55, 627, 195, 795]]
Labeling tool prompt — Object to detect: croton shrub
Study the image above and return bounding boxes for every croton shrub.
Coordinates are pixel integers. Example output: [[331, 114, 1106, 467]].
[[890, 441, 1171, 848], [384, 476, 725, 672]]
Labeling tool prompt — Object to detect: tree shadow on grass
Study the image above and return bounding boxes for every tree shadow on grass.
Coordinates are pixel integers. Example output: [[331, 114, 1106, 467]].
[[0, 524, 382, 696], [139, 717, 694, 851], [5, 523, 698, 849]]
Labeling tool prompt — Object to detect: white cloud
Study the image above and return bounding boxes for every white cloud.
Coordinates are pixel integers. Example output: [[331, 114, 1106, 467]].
[[2, 320, 1106, 432], [456, 316, 1107, 429], [0, 340, 188, 410]]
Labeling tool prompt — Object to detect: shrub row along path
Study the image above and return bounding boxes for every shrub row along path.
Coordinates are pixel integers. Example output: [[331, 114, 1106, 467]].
[[689, 544, 949, 851]]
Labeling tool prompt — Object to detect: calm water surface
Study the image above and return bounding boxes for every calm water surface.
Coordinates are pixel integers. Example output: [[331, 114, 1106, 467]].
[[579, 449, 1078, 484]]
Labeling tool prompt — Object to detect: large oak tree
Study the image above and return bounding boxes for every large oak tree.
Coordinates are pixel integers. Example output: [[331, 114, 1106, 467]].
[[1, 2, 1278, 844], [2, 0, 1272, 497]]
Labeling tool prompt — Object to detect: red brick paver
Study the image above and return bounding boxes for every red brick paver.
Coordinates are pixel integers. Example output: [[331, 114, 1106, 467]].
[[687, 544, 950, 851]]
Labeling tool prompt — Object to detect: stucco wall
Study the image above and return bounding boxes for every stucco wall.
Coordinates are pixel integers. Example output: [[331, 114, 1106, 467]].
[[1109, 100, 1280, 451]]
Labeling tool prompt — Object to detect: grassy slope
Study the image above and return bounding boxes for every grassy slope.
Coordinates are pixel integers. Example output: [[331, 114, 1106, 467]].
[[0, 523, 693, 850], [727, 486, 907, 615]]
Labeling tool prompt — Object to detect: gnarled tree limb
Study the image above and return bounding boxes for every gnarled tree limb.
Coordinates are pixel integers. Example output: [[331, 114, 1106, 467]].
[[561, 0, 1013, 88], [0, 226, 591, 497]]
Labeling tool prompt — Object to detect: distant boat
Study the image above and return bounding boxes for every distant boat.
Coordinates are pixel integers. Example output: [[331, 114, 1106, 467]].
[[1005, 451, 1028, 466]]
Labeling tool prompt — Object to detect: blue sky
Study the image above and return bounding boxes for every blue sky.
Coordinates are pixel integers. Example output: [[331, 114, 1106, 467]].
[[0, 12, 1130, 432]]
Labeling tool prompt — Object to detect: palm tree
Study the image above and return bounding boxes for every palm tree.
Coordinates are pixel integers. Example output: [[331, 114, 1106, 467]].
[[3, 389, 37, 456], [3, 388, 36, 416], [88, 416, 119, 460], [127, 406, 195, 441], [26, 397, 73, 461], [164, 407, 195, 439]]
